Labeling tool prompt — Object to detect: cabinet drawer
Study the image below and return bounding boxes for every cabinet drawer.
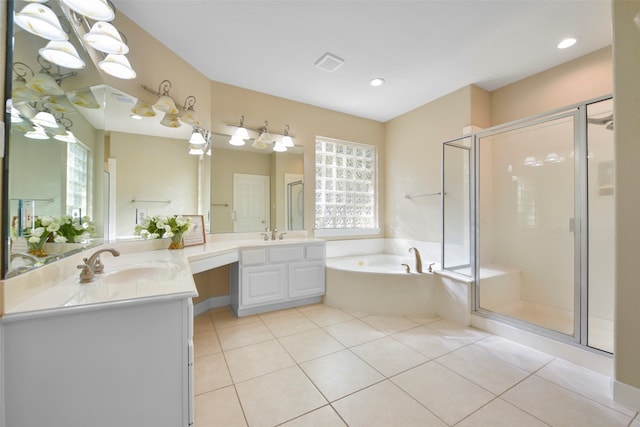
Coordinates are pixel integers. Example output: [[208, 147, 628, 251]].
[[241, 248, 267, 265], [270, 246, 304, 263], [306, 244, 325, 260]]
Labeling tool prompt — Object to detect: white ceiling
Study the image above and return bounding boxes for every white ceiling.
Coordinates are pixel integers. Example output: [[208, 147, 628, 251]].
[[113, 0, 612, 123]]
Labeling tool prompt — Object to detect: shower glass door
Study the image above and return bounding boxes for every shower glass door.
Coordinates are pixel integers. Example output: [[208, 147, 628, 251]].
[[476, 111, 580, 339]]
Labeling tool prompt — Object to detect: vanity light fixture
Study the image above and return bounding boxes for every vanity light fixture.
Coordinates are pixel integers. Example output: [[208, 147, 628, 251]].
[[98, 53, 136, 79], [25, 56, 77, 96], [188, 144, 205, 156], [14, 3, 68, 41], [159, 112, 181, 128], [231, 116, 250, 140], [189, 127, 208, 145], [32, 111, 59, 128], [281, 125, 294, 148], [557, 37, 579, 49], [273, 141, 287, 152], [60, 0, 115, 22], [180, 96, 200, 126], [39, 40, 86, 70], [12, 63, 40, 102], [83, 21, 129, 54], [53, 117, 78, 143], [130, 99, 156, 117], [25, 125, 50, 140], [252, 121, 271, 150], [145, 80, 179, 114], [68, 87, 100, 109]]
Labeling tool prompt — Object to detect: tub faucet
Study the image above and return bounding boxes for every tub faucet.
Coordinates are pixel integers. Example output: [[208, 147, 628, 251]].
[[409, 247, 423, 273], [77, 248, 120, 283]]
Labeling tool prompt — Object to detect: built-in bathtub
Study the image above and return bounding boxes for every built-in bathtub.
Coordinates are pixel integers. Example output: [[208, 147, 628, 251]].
[[324, 252, 438, 317]]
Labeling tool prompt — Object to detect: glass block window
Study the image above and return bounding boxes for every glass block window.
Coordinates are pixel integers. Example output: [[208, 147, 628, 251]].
[[66, 142, 92, 218], [315, 136, 377, 229]]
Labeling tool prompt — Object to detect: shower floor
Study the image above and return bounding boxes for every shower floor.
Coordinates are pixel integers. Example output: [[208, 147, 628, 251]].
[[489, 300, 613, 353]]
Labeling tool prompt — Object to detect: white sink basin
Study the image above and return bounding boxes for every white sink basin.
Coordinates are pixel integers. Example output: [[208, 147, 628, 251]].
[[99, 263, 178, 285]]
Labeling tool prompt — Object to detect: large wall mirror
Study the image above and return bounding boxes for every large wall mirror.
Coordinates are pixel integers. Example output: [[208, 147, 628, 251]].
[[3, 0, 304, 279]]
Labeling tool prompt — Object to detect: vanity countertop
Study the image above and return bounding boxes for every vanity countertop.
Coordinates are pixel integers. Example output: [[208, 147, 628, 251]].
[[1, 236, 324, 319]]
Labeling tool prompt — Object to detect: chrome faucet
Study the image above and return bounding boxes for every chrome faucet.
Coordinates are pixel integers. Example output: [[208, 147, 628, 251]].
[[409, 247, 423, 273], [278, 232, 287, 240], [77, 248, 120, 283], [271, 228, 278, 240], [401, 263, 411, 273], [10, 252, 40, 265]]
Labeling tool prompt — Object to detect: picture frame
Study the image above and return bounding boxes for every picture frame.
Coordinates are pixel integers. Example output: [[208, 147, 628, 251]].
[[182, 215, 206, 247]]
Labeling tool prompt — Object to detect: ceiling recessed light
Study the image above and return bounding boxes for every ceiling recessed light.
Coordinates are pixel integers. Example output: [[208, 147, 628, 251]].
[[370, 77, 385, 87], [557, 37, 579, 49]]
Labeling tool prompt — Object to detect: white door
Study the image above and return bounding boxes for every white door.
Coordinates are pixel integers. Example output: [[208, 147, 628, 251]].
[[233, 173, 270, 232]]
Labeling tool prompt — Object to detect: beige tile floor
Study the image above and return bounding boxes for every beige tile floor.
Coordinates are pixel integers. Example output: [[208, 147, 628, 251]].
[[193, 304, 638, 427]]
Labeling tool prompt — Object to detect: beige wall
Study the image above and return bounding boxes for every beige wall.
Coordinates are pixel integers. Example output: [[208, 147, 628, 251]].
[[210, 81, 385, 235], [192, 266, 230, 305], [384, 85, 491, 242], [491, 47, 613, 125], [613, 0, 640, 404]]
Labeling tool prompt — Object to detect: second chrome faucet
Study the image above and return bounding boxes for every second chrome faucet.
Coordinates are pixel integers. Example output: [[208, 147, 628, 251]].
[[409, 247, 422, 273]]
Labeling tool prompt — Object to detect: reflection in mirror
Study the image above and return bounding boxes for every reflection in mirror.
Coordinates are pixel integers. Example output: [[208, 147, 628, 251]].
[[210, 134, 304, 234]]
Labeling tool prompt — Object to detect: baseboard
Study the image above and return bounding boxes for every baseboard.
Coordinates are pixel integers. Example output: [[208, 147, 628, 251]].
[[613, 379, 640, 412], [193, 296, 231, 317]]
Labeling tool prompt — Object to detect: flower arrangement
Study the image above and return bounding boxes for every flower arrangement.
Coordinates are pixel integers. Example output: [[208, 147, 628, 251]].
[[133, 214, 194, 249], [56, 215, 96, 243], [23, 216, 61, 256], [16, 215, 96, 257]]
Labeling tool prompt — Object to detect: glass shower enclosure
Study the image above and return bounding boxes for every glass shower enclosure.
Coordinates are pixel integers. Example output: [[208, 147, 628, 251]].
[[442, 96, 614, 353]]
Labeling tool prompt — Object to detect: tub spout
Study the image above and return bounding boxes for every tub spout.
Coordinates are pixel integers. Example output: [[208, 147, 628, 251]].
[[409, 247, 423, 273], [401, 263, 411, 273]]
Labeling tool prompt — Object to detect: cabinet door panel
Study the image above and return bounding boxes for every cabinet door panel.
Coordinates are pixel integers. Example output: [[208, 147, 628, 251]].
[[289, 261, 325, 299], [242, 264, 287, 306]]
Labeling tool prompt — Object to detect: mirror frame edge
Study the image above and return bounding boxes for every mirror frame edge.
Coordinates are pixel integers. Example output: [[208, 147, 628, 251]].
[[2, 0, 15, 279]]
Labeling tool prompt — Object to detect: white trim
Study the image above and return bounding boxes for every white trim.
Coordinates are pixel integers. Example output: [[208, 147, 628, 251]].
[[613, 380, 640, 412], [314, 228, 381, 238], [193, 295, 231, 317]]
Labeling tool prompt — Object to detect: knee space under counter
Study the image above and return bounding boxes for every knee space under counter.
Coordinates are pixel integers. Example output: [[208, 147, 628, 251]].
[[192, 265, 231, 305]]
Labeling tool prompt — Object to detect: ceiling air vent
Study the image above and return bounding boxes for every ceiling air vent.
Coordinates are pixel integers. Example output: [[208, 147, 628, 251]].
[[315, 52, 344, 73]]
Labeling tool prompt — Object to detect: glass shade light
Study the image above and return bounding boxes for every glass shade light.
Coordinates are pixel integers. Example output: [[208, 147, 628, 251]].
[[273, 141, 287, 152], [83, 22, 129, 54], [10, 107, 24, 123], [26, 71, 64, 96], [54, 130, 78, 143], [14, 3, 68, 41], [281, 135, 294, 148], [98, 54, 136, 79], [181, 109, 201, 126], [229, 136, 246, 146], [154, 94, 178, 114], [232, 126, 250, 140], [189, 131, 207, 145], [12, 79, 40, 102], [25, 125, 50, 140], [32, 111, 58, 128], [68, 88, 100, 109], [39, 41, 86, 69], [188, 144, 204, 155], [44, 95, 78, 114], [60, 0, 115, 21], [252, 133, 269, 150], [160, 113, 181, 128], [131, 100, 156, 117]]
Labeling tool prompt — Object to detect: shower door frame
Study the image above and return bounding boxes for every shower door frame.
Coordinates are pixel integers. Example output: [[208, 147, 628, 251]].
[[442, 95, 612, 349]]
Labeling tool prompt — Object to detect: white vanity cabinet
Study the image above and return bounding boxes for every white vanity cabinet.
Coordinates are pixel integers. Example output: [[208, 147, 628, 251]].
[[231, 241, 326, 316], [1, 297, 194, 427]]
